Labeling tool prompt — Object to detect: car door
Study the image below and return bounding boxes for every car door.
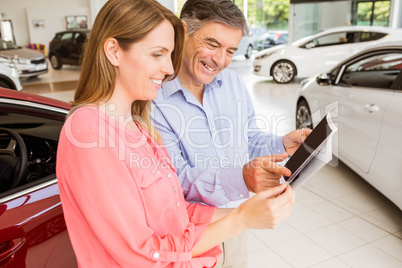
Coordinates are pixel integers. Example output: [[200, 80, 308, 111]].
[[0, 181, 77, 268], [367, 71, 402, 210], [0, 98, 77, 268], [57, 32, 74, 64], [333, 50, 402, 173], [70, 32, 86, 64]]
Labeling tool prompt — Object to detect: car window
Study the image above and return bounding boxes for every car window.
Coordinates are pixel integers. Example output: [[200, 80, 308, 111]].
[[341, 52, 402, 89], [359, 31, 387, 42], [0, 100, 76, 267], [308, 32, 357, 48], [60, 32, 73, 42], [0, 103, 65, 196], [75, 33, 87, 44]]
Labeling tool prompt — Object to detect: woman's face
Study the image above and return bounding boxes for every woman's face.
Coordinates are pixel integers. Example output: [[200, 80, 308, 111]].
[[114, 20, 175, 101]]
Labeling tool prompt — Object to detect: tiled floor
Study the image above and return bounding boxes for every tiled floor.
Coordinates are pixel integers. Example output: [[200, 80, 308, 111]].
[[22, 57, 402, 268]]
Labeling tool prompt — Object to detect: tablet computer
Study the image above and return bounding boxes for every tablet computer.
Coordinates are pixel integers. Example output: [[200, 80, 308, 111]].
[[283, 111, 337, 188]]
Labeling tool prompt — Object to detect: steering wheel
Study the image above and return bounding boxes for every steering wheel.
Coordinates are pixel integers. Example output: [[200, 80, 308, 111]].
[[0, 128, 28, 190]]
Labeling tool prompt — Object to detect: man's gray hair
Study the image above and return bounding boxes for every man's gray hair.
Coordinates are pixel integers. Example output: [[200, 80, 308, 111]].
[[180, 0, 249, 37]]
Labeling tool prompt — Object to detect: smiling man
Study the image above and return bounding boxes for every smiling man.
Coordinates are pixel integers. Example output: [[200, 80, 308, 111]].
[[152, 0, 308, 267]]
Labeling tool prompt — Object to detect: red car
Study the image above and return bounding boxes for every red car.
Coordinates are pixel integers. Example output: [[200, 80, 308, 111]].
[[0, 88, 77, 267]]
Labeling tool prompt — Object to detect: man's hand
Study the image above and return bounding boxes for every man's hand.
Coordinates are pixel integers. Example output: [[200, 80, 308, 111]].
[[282, 128, 312, 156], [242, 153, 291, 193]]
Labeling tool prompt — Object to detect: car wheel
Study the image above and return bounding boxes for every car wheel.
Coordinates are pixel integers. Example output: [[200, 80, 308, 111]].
[[50, 55, 62, 70], [296, 99, 313, 129], [0, 79, 13, 90], [271, 60, 296, 84], [245, 45, 253, 59]]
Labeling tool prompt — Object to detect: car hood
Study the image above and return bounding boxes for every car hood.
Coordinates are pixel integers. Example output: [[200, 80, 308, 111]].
[[255, 44, 287, 57], [0, 48, 45, 60]]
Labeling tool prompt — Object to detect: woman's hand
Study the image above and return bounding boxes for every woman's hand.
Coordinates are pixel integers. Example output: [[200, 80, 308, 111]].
[[193, 184, 295, 257], [234, 184, 295, 230]]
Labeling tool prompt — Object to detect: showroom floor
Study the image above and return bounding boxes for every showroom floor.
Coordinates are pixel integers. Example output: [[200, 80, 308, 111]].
[[22, 56, 402, 268]]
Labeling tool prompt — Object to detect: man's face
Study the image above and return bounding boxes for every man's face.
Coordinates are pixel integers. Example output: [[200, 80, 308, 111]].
[[180, 22, 243, 88]]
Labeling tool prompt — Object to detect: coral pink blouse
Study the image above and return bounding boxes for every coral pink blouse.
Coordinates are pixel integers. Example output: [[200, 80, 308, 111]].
[[57, 107, 221, 267]]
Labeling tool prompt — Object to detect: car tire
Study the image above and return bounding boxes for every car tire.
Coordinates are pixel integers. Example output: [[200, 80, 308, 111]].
[[271, 60, 296, 84], [296, 99, 313, 129], [0, 79, 15, 90], [245, 45, 253, 59], [50, 55, 62, 70]]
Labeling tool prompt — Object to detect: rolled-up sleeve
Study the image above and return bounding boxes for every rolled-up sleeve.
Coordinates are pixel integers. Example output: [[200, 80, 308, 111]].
[[152, 102, 250, 207]]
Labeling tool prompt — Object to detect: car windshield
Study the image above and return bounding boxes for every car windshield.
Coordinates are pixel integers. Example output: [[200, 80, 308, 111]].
[[264, 33, 276, 40], [0, 39, 19, 50]]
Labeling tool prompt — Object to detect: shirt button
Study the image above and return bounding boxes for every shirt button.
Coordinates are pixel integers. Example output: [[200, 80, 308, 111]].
[[167, 173, 172, 178], [177, 202, 180, 207], [153, 252, 159, 259], [174, 188, 177, 192], [239, 194, 244, 198]]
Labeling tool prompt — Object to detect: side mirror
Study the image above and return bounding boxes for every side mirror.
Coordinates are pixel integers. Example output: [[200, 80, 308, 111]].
[[305, 42, 315, 49], [316, 73, 331, 86]]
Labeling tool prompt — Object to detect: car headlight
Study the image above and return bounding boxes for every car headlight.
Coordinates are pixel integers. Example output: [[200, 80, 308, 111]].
[[0, 57, 19, 78], [12, 57, 30, 65], [0, 57, 16, 68]]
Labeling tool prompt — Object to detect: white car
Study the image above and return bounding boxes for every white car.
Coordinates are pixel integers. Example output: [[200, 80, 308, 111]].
[[253, 26, 402, 83], [295, 41, 402, 210], [233, 35, 253, 59], [0, 38, 48, 79], [0, 56, 23, 91]]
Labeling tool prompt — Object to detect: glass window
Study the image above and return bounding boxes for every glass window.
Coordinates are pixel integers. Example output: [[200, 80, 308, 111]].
[[341, 52, 402, 89], [309, 32, 356, 47], [346, 53, 402, 72], [373, 0, 390, 26], [356, 1, 373, 26], [61, 32, 73, 42], [0, 106, 65, 194], [355, 0, 390, 26], [75, 33, 86, 44], [359, 31, 387, 42], [292, 3, 320, 41]]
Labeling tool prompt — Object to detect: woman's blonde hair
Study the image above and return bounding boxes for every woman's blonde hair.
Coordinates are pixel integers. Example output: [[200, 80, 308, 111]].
[[72, 0, 184, 142]]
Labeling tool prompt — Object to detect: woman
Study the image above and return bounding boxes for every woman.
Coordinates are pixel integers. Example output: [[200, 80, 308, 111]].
[[57, 0, 295, 267]]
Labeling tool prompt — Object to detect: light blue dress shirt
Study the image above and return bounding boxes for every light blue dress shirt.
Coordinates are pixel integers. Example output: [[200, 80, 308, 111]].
[[152, 69, 285, 208]]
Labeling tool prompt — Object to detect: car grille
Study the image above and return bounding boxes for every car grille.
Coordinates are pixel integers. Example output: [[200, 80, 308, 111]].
[[31, 58, 46, 64]]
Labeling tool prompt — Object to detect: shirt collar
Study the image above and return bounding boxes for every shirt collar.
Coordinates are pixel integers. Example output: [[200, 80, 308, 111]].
[[162, 73, 223, 99]]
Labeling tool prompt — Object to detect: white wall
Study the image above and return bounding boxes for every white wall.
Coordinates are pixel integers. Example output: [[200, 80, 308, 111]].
[[159, 0, 177, 13], [0, 0, 176, 48], [0, 0, 90, 46], [89, 0, 108, 27], [26, 7, 91, 46]]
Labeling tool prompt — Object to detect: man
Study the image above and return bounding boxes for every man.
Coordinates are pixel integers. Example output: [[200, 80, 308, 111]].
[[152, 0, 310, 267]]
